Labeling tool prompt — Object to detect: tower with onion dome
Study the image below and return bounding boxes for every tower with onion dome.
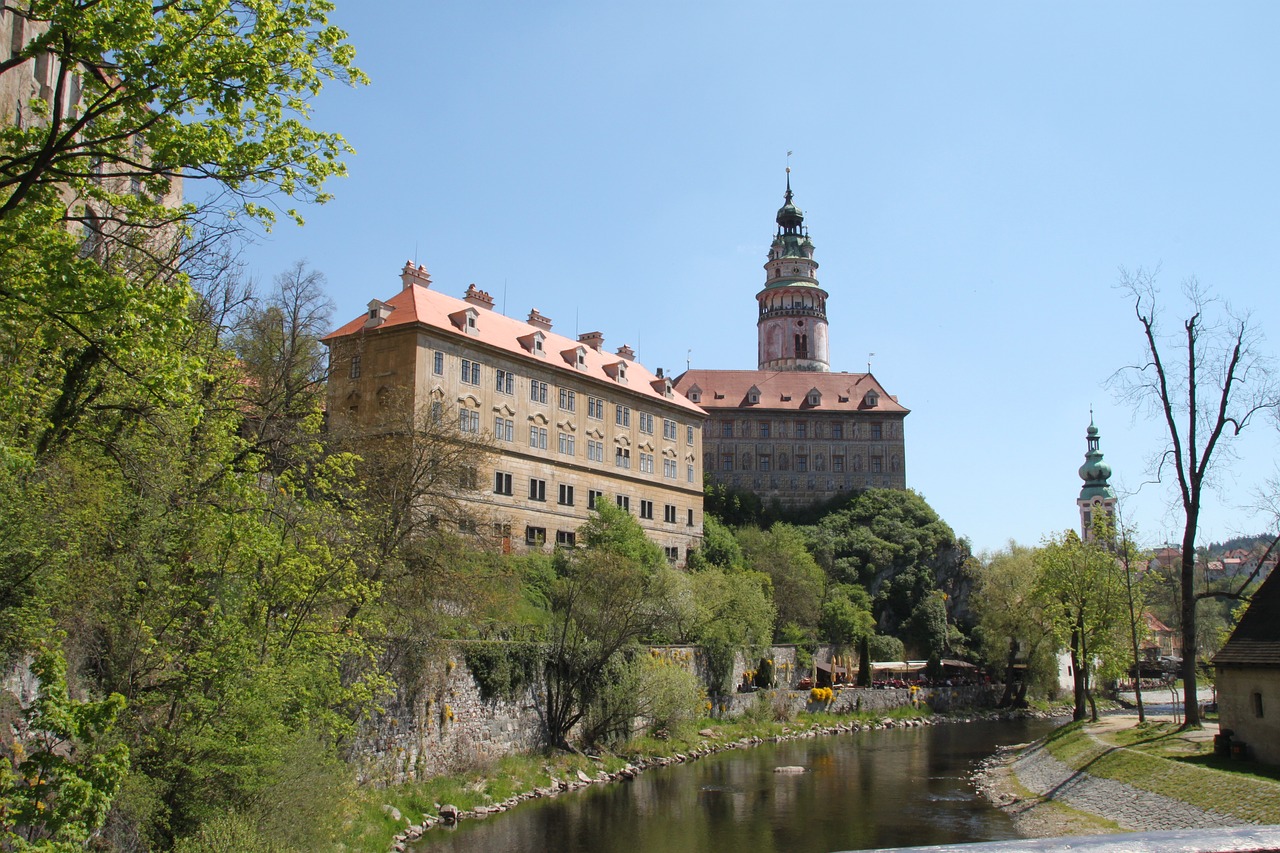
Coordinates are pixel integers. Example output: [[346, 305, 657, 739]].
[[757, 170, 830, 372], [1077, 417, 1117, 540]]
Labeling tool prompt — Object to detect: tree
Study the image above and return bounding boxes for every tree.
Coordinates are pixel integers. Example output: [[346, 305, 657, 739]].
[[540, 502, 674, 749], [1034, 530, 1127, 721], [971, 543, 1058, 707], [684, 567, 774, 695], [736, 523, 825, 639], [1113, 269, 1279, 726]]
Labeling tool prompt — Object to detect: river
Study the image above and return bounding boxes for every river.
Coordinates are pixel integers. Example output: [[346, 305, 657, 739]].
[[412, 717, 1059, 853]]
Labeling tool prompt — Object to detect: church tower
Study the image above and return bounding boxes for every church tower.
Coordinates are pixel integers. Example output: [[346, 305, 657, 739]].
[[1077, 418, 1117, 540], [757, 171, 830, 372]]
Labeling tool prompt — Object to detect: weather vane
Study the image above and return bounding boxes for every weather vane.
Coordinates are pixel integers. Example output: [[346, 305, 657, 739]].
[[786, 150, 793, 174], [868, 352, 875, 373]]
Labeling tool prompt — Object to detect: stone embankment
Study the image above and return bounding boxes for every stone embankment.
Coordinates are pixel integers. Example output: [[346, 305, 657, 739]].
[[972, 717, 1256, 837], [385, 708, 1039, 852]]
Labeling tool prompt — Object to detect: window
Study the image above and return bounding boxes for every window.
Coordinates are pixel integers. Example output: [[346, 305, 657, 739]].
[[833, 455, 845, 473], [616, 495, 630, 511], [349, 354, 361, 379], [687, 425, 695, 445], [639, 412, 654, 434], [871, 423, 882, 440], [529, 425, 548, 449], [721, 421, 733, 438], [871, 456, 883, 473], [430, 401, 442, 423], [558, 432, 575, 455], [1253, 691, 1265, 718], [758, 421, 770, 438], [687, 508, 694, 526], [663, 418, 677, 440], [556, 530, 576, 547], [530, 380, 548, 404], [529, 478, 546, 502], [663, 459, 677, 479], [795, 455, 808, 472], [559, 388, 576, 411], [588, 396, 604, 419], [721, 453, 733, 471], [639, 452, 654, 473], [461, 359, 481, 385], [525, 526, 546, 546], [639, 499, 654, 520], [457, 466, 478, 490], [795, 421, 807, 439], [558, 484, 574, 506], [615, 447, 630, 469], [494, 417, 514, 442], [494, 471, 513, 495], [587, 439, 604, 462], [433, 351, 444, 375], [664, 504, 677, 523], [495, 369, 514, 394], [588, 489, 604, 508], [759, 454, 771, 472], [459, 408, 479, 433], [615, 405, 631, 427], [832, 422, 844, 440], [687, 464, 695, 482], [664, 546, 680, 562]]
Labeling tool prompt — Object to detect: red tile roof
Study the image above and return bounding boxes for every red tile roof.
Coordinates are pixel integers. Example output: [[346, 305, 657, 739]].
[[324, 279, 706, 416], [671, 369, 908, 414]]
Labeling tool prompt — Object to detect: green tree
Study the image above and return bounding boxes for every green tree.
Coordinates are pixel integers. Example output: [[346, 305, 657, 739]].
[[684, 567, 775, 695], [540, 502, 674, 749], [971, 543, 1059, 707], [1033, 530, 1127, 721], [736, 524, 825, 640]]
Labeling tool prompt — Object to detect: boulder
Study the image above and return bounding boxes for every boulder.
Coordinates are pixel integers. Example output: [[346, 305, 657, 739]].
[[774, 765, 806, 774], [439, 804, 460, 824], [381, 804, 403, 822]]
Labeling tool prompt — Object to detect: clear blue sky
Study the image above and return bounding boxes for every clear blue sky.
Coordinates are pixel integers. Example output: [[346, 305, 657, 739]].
[[238, 1, 1280, 555]]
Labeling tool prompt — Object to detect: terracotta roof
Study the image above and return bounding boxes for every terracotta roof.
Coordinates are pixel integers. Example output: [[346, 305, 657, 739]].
[[671, 369, 908, 414], [323, 278, 705, 416], [1213, 565, 1280, 667], [1143, 612, 1173, 634]]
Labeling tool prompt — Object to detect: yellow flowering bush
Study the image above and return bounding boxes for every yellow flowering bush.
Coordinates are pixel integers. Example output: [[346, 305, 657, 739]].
[[809, 686, 834, 703]]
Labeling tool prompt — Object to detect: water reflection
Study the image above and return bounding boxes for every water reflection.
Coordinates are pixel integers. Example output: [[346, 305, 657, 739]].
[[414, 718, 1056, 853]]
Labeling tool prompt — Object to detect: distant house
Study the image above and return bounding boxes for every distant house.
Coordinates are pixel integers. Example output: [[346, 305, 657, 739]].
[[1213, 565, 1280, 765], [1141, 613, 1179, 662]]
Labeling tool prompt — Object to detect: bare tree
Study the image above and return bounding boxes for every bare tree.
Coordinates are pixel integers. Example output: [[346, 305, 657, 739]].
[[1112, 269, 1279, 727]]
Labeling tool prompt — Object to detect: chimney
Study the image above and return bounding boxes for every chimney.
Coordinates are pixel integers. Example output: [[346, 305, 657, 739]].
[[463, 283, 495, 309], [400, 261, 431, 290], [655, 367, 664, 379], [616, 344, 635, 361], [578, 331, 604, 351], [527, 308, 553, 332]]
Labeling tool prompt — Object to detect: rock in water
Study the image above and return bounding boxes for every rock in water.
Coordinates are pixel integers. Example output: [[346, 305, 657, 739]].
[[774, 766, 806, 774]]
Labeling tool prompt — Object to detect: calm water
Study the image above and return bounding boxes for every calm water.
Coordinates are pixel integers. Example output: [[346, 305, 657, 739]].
[[413, 718, 1057, 853]]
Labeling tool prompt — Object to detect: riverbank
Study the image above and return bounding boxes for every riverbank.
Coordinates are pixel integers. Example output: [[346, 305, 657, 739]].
[[974, 714, 1280, 838], [351, 703, 1051, 852]]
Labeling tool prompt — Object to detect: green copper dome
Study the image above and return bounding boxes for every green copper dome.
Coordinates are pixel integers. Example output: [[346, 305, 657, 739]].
[[1078, 419, 1116, 501]]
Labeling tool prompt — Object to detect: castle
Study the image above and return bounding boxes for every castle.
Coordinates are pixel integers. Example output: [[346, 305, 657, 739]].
[[672, 173, 908, 508], [325, 174, 909, 550]]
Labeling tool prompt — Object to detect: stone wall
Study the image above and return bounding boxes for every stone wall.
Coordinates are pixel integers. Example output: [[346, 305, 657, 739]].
[[346, 654, 543, 787], [347, 645, 998, 787]]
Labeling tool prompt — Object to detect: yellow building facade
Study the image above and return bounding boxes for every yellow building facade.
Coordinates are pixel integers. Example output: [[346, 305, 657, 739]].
[[324, 262, 706, 563]]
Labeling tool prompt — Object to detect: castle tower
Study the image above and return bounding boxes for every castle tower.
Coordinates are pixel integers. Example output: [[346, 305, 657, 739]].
[[1077, 418, 1117, 540], [756, 171, 830, 372]]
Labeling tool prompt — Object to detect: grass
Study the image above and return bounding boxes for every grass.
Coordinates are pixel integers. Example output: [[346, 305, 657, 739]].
[[1041, 721, 1280, 825], [338, 701, 941, 851]]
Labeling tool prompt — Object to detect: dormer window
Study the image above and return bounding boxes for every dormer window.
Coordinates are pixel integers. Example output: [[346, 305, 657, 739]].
[[864, 390, 880, 407], [687, 384, 702, 404], [747, 385, 761, 405], [365, 299, 393, 328], [519, 330, 547, 355], [807, 388, 822, 406], [450, 307, 480, 335]]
